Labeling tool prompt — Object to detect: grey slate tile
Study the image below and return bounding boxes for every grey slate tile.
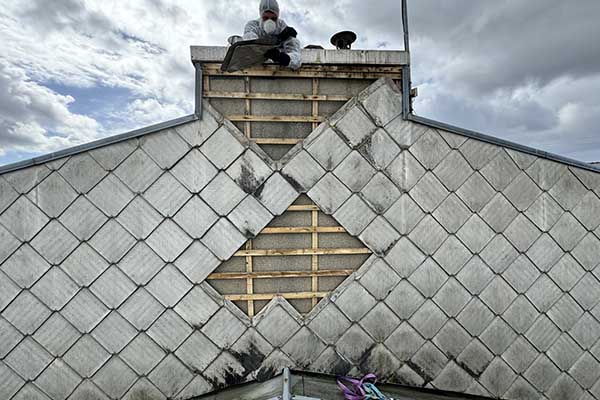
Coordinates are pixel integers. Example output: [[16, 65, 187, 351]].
[[63, 335, 110, 378], [140, 128, 190, 169], [409, 215, 448, 256], [87, 174, 135, 217], [502, 336, 538, 374], [502, 255, 540, 294], [502, 295, 539, 334], [433, 278, 471, 317], [113, 148, 163, 193], [480, 235, 519, 274], [228, 195, 273, 237], [480, 193, 519, 233], [384, 194, 424, 235], [120, 333, 166, 376], [307, 301, 351, 345], [0, 195, 49, 242], [456, 172, 495, 213], [89, 139, 137, 172], [572, 191, 600, 231], [200, 172, 247, 216], [408, 258, 448, 298], [479, 150, 520, 192], [89, 220, 137, 264], [4, 337, 53, 381], [457, 339, 494, 378], [308, 173, 351, 215], [201, 307, 246, 349], [409, 300, 446, 339], [358, 128, 401, 170], [334, 281, 376, 322], [456, 215, 495, 254], [432, 320, 471, 359], [333, 104, 378, 147], [147, 354, 194, 398], [456, 256, 494, 295], [359, 216, 400, 256], [432, 193, 472, 234], [200, 217, 246, 261], [146, 264, 192, 308], [336, 324, 375, 363], [255, 173, 299, 216], [459, 139, 500, 171], [433, 236, 472, 276], [58, 153, 107, 194], [62, 289, 109, 334], [524, 354, 561, 392], [385, 118, 427, 149], [333, 150, 376, 192], [409, 172, 449, 213], [31, 220, 80, 265], [174, 242, 221, 284], [385, 150, 426, 192], [200, 125, 246, 170], [31, 267, 79, 311], [34, 359, 81, 400], [410, 129, 451, 171], [171, 148, 218, 193], [360, 172, 401, 214], [385, 237, 426, 278], [144, 172, 191, 217], [281, 150, 326, 192], [92, 311, 137, 353], [118, 288, 164, 330], [526, 158, 568, 191], [359, 257, 400, 300], [1, 245, 50, 289], [226, 149, 273, 194], [525, 315, 561, 352], [479, 357, 516, 398], [549, 171, 588, 211], [147, 309, 192, 352], [433, 150, 473, 192], [457, 298, 494, 336], [60, 196, 108, 240], [361, 79, 403, 127], [333, 194, 377, 236], [3, 164, 51, 194], [550, 212, 587, 251], [305, 126, 352, 171]]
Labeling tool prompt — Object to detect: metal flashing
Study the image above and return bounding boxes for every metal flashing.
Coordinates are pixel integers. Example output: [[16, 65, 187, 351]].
[[407, 114, 600, 174], [0, 114, 198, 175]]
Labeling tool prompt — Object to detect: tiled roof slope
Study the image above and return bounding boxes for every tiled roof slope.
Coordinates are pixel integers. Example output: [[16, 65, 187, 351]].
[[0, 78, 600, 400]]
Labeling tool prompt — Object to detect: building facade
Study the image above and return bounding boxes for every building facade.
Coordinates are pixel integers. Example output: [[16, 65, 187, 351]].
[[1, 48, 600, 400]]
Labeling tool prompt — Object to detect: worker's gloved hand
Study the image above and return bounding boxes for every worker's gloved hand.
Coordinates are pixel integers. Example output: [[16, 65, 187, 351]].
[[278, 27, 297, 42], [265, 48, 291, 66]]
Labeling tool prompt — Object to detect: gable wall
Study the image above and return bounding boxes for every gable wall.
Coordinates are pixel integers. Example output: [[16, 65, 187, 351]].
[[0, 78, 600, 399]]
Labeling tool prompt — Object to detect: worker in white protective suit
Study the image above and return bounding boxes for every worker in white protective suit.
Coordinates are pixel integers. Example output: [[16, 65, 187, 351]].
[[243, 0, 302, 70]]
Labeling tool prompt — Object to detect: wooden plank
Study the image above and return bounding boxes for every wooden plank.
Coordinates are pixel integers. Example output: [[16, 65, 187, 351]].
[[245, 240, 254, 317], [287, 205, 320, 211], [202, 63, 404, 74], [226, 115, 325, 123], [251, 138, 302, 145], [205, 70, 402, 79], [261, 226, 346, 234], [233, 248, 372, 257], [226, 292, 329, 301], [311, 208, 319, 308], [207, 269, 354, 280], [203, 91, 350, 102]]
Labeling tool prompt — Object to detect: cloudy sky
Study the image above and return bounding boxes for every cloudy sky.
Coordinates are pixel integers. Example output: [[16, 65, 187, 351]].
[[1, 0, 599, 167]]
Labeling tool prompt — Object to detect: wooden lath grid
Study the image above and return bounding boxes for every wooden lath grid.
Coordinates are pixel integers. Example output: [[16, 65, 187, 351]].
[[206, 201, 372, 317], [202, 63, 402, 151]]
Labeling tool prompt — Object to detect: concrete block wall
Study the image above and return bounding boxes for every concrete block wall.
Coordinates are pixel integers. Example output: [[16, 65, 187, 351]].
[[1, 77, 600, 399]]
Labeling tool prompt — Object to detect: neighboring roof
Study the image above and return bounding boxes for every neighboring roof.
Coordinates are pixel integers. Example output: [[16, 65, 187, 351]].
[[0, 114, 198, 175], [192, 369, 494, 400]]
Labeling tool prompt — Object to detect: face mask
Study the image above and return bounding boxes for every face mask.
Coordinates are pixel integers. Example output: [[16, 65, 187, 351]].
[[262, 19, 278, 35]]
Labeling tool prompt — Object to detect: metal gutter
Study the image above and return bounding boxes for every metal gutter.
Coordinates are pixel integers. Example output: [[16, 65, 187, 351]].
[[407, 114, 600, 174], [0, 114, 199, 175]]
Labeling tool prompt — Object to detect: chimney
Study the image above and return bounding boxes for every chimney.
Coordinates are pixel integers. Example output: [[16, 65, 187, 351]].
[[190, 45, 410, 161]]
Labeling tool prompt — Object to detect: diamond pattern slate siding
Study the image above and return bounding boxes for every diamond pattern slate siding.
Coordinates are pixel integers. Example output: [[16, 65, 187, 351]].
[[1, 77, 600, 400]]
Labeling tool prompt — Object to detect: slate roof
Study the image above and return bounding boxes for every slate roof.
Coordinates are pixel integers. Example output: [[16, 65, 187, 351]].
[[0, 78, 600, 400]]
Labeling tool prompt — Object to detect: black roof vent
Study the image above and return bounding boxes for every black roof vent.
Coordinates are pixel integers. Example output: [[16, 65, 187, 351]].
[[330, 31, 357, 49]]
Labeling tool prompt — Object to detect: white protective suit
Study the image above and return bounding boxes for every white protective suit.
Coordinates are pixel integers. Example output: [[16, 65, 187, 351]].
[[242, 0, 302, 70]]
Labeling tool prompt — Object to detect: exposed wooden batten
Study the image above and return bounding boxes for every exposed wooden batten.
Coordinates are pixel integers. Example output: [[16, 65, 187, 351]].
[[203, 91, 351, 102], [207, 269, 354, 280], [233, 248, 371, 257], [226, 115, 325, 123], [224, 292, 329, 302]]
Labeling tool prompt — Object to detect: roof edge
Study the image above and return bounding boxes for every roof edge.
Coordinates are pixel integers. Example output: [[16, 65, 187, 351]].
[[0, 114, 199, 175], [408, 114, 600, 174]]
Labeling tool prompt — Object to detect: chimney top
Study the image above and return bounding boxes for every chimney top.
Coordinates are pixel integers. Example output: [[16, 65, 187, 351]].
[[190, 46, 409, 66]]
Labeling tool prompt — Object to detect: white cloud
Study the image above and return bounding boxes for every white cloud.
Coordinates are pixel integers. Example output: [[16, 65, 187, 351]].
[[0, 0, 599, 165]]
